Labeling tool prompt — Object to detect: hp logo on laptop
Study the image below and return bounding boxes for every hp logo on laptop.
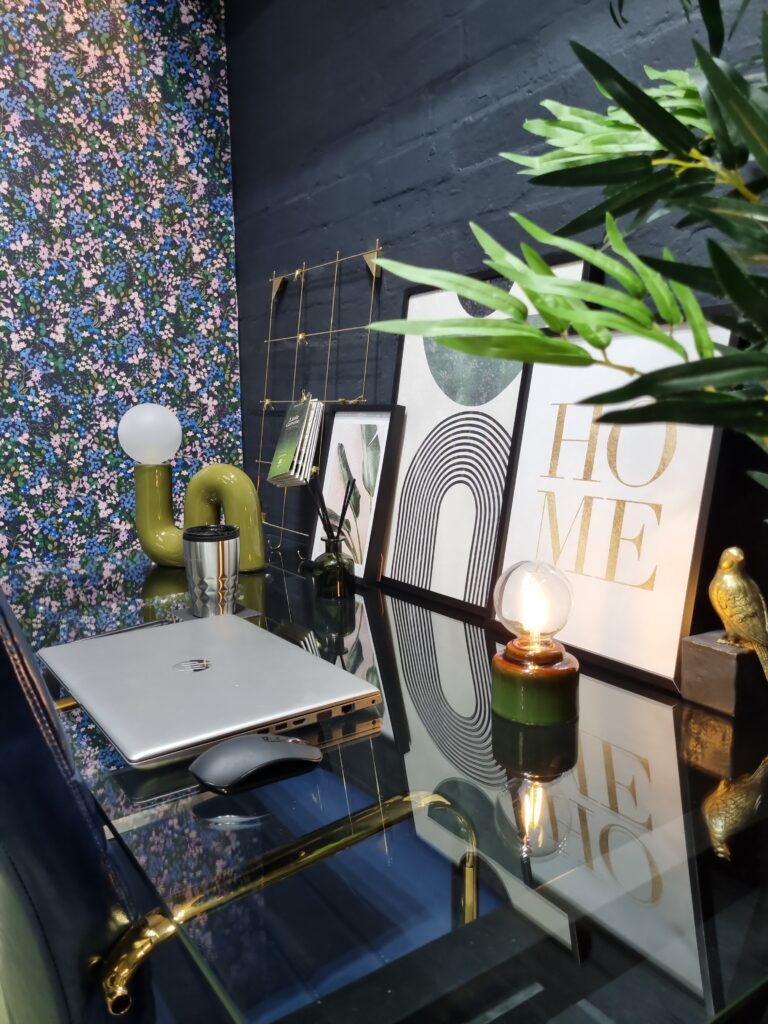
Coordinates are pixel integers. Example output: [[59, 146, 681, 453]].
[[172, 659, 211, 673]]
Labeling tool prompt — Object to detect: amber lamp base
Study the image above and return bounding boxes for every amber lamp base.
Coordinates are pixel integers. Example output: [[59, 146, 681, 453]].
[[491, 638, 579, 727]]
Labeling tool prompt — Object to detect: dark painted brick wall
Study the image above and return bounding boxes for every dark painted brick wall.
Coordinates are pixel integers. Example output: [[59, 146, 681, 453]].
[[224, 0, 764, 580]]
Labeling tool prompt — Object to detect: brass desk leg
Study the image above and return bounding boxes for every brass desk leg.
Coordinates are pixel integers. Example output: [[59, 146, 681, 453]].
[[100, 791, 478, 1015]]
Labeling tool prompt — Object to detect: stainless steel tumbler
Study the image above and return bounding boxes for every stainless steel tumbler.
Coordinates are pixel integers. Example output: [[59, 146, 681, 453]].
[[183, 524, 240, 617]]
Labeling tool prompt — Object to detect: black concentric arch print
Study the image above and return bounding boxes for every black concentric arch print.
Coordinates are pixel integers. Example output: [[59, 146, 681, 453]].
[[391, 598, 505, 787], [391, 411, 511, 607]]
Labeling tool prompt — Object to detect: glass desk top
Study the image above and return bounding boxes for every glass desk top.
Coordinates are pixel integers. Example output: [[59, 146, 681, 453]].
[[4, 550, 768, 1024]]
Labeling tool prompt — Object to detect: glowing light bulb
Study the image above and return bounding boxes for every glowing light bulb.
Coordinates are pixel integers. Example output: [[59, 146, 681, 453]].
[[495, 774, 571, 860], [493, 560, 572, 649], [118, 403, 182, 465], [522, 779, 544, 849]]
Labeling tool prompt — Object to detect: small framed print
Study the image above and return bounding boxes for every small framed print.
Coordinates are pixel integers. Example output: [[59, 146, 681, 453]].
[[494, 325, 728, 686], [310, 405, 404, 583]]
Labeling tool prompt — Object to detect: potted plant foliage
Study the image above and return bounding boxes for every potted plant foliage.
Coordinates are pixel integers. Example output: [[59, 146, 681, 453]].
[[372, 0, 768, 481]]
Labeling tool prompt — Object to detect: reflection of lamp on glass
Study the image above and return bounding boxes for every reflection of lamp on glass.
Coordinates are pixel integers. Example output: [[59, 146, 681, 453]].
[[491, 560, 578, 725], [118, 403, 265, 572], [491, 560, 579, 882]]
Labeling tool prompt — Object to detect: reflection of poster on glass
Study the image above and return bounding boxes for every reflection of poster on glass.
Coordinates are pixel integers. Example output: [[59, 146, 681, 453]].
[[499, 328, 725, 683], [311, 406, 404, 581], [385, 594, 577, 951], [529, 675, 703, 997]]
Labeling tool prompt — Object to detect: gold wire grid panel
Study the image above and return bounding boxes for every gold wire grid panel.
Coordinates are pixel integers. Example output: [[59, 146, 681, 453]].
[[257, 241, 383, 548]]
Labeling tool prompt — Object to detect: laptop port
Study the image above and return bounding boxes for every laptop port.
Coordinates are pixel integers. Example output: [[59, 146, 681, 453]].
[[341, 702, 355, 714], [292, 717, 306, 726], [274, 722, 287, 731], [256, 727, 269, 734], [317, 709, 332, 721]]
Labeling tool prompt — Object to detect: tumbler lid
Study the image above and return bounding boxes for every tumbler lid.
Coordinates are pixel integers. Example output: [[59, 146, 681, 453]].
[[183, 524, 240, 541]]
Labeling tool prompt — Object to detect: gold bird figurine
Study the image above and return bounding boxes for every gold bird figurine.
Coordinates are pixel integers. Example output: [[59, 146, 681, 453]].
[[702, 755, 768, 860], [709, 546, 768, 680]]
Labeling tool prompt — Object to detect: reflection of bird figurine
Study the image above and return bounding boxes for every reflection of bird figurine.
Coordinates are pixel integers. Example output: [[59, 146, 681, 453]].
[[709, 546, 768, 680], [702, 755, 768, 860]]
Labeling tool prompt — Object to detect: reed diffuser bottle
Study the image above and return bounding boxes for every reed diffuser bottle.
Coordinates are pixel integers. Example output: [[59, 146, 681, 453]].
[[309, 476, 357, 600], [313, 536, 355, 599]]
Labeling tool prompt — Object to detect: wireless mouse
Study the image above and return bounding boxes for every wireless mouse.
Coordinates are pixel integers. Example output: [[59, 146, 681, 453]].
[[190, 733, 322, 794]]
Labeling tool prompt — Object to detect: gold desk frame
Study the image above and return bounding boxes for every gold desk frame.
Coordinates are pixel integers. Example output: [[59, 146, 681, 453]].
[[98, 791, 478, 1015]]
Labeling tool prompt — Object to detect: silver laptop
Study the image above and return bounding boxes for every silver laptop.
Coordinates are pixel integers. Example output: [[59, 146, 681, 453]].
[[38, 615, 382, 768]]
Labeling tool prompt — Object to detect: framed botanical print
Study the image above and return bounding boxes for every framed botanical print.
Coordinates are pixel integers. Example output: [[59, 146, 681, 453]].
[[495, 326, 728, 685], [310, 405, 404, 582], [382, 262, 585, 612]]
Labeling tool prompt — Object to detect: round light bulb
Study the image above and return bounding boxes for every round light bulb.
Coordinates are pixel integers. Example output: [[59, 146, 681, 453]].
[[495, 775, 572, 860], [493, 560, 572, 645], [118, 403, 182, 464]]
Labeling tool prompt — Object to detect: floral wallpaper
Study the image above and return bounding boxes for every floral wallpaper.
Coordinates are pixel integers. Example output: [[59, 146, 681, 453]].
[[0, 0, 241, 567]]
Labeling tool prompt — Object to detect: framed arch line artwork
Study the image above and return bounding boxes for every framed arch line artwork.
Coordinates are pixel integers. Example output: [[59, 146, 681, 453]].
[[381, 262, 585, 612]]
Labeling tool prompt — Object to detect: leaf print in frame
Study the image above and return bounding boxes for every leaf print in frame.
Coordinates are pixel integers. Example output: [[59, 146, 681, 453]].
[[310, 407, 405, 582]]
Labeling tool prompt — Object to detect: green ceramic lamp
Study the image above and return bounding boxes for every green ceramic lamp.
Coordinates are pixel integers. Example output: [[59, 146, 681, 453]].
[[491, 560, 578, 726], [491, 561, 579, 872], [118, 403, 265, 572]]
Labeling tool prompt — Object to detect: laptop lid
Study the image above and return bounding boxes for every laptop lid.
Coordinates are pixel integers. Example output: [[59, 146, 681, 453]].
[[38, 615, 381, 768]]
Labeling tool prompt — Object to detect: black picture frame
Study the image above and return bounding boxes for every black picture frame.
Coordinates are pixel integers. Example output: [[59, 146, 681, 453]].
[[309, 404, 405, 584]]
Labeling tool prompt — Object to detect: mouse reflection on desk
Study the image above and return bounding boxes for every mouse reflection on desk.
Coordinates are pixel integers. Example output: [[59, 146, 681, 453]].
[[190, 733, 323, 794]]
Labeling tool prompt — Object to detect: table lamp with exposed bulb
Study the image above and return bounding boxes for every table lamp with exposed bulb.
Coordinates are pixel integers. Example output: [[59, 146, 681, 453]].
[[491, 560, 579, 726], [117, 402, 265, 572], [491, 560, 579, 879]]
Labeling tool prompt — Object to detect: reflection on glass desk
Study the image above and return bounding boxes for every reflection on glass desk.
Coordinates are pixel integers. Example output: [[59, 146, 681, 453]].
[[5, 550, 768, 1024]]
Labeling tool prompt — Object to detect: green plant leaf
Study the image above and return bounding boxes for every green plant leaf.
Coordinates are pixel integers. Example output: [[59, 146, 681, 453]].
[[432, 333, 594, 366], [663, 249, 715, 357], [516, 244, 607, 341], [480, 260, 657, 326], [370, 317, 542, 339], [376, 257, 528, 320], [546, 305, 689, 358], [597, 394, 768, 432], [699, 0, 725, 56], [470, 222, 514, 265], [604, 214, 682, 322], [693, 41, 768, 179], [557, 168, 678, 235], [708, 238, 768, 337], [748, 468, 768, 489], [361, 424, 380, 497], [511, 212, 645, 297], [571, 42, 698, 156], [336, 443, 361, 518], [530, 156, 654, 186], [710, 312, 768, 345], [692, 69, 748, 169], [584, 351, 768, 403], [640, 254, 722, 293]]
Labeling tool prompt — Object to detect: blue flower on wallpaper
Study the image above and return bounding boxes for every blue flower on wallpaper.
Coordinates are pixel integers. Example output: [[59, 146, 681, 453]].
[[0, 0, 241, 568]]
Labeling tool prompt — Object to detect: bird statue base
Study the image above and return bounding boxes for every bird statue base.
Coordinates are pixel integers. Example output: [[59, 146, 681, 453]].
[[681, 630, 768, 717]]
